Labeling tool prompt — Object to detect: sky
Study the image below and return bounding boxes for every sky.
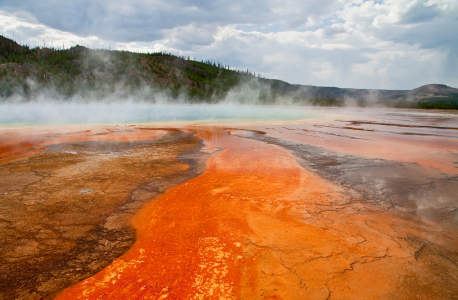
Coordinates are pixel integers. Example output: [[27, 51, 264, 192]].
[[0, 0, 456, 90]]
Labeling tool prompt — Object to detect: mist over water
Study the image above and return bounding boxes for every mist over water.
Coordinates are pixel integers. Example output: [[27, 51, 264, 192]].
[[0, 102, 321, 125]]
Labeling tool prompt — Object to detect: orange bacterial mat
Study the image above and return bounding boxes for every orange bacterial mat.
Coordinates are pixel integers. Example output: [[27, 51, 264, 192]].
[[54, 127, 458, 299]]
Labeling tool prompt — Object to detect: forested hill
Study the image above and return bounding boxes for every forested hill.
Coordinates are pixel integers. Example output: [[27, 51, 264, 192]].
[[1, 35, 457, 108], [0, 35, 248, 102]]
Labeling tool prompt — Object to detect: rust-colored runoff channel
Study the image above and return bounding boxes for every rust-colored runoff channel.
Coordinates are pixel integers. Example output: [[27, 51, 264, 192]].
[[0, 126, 167, 161], [54, 127, 458, 299], [0, 126, 201, 299]]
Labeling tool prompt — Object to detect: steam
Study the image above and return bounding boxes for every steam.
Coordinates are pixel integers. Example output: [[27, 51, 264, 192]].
[[0, 76, 391, 126], [0, 101, 322, 126], [0, 46, 403, 108], [0, 48, 426, 126]]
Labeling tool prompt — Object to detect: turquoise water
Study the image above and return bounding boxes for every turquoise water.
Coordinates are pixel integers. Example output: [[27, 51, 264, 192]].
[[0, 103, 320, 125]]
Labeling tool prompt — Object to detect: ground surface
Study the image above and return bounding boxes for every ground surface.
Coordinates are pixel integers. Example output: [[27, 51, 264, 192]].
[[1, 108, 457, 299], [0, 126, 209, 299]]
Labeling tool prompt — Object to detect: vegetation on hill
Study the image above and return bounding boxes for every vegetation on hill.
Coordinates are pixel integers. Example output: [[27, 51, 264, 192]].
[[1, 35, 457, 108], [0, 35, 257, 102]]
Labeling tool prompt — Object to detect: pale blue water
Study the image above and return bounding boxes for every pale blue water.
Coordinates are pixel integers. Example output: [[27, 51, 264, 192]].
[[0, 103, 320, 125]]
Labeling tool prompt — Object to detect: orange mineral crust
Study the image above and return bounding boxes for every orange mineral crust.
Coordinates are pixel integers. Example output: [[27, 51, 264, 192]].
[[55, 128, 458, 299], [240, 110, 458, 173], [0, 126, 167, 161], [0, 130, 46, 160], [260, 125, 458, 172], [0, 126, 207, 300]]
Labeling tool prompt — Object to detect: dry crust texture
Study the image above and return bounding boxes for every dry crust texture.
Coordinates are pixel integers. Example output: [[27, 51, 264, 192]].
[[1, 109, 458, 300], [0, 126, 208, 300]]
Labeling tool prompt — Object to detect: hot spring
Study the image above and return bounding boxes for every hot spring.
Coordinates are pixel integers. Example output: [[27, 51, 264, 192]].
[[0, 103, 323, 126]]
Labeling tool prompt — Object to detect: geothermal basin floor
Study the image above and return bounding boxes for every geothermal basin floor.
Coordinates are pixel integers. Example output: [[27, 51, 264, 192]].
[[1, 109, 458, 299]]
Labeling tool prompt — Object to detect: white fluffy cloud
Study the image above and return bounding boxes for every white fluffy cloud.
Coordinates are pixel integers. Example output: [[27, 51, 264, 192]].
[[0, 0, 456, 89]]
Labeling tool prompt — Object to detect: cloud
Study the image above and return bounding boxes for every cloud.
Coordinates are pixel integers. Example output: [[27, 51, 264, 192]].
[[0, 0, 457, 89], [322, 24, 348, 38], [0, 10, 165, 53], [402, 0, 442, 24], [162, 24, 217, 50], [0, 0, 342, 42]]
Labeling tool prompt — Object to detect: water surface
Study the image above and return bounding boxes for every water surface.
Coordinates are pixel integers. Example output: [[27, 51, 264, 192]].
[[0, 103, 321, 125]]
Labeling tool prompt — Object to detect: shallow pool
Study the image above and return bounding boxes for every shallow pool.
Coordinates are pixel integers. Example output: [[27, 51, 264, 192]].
[[0, 103, 322, 125]]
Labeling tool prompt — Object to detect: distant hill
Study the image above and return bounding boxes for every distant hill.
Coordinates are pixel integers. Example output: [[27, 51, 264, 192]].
[[258, 80, 458, 108], [1, 35, 457, 108]]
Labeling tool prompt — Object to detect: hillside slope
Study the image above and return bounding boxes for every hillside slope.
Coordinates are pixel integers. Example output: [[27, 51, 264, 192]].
[[0, 35, 247, 102], [1, 35, 457, 108]]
